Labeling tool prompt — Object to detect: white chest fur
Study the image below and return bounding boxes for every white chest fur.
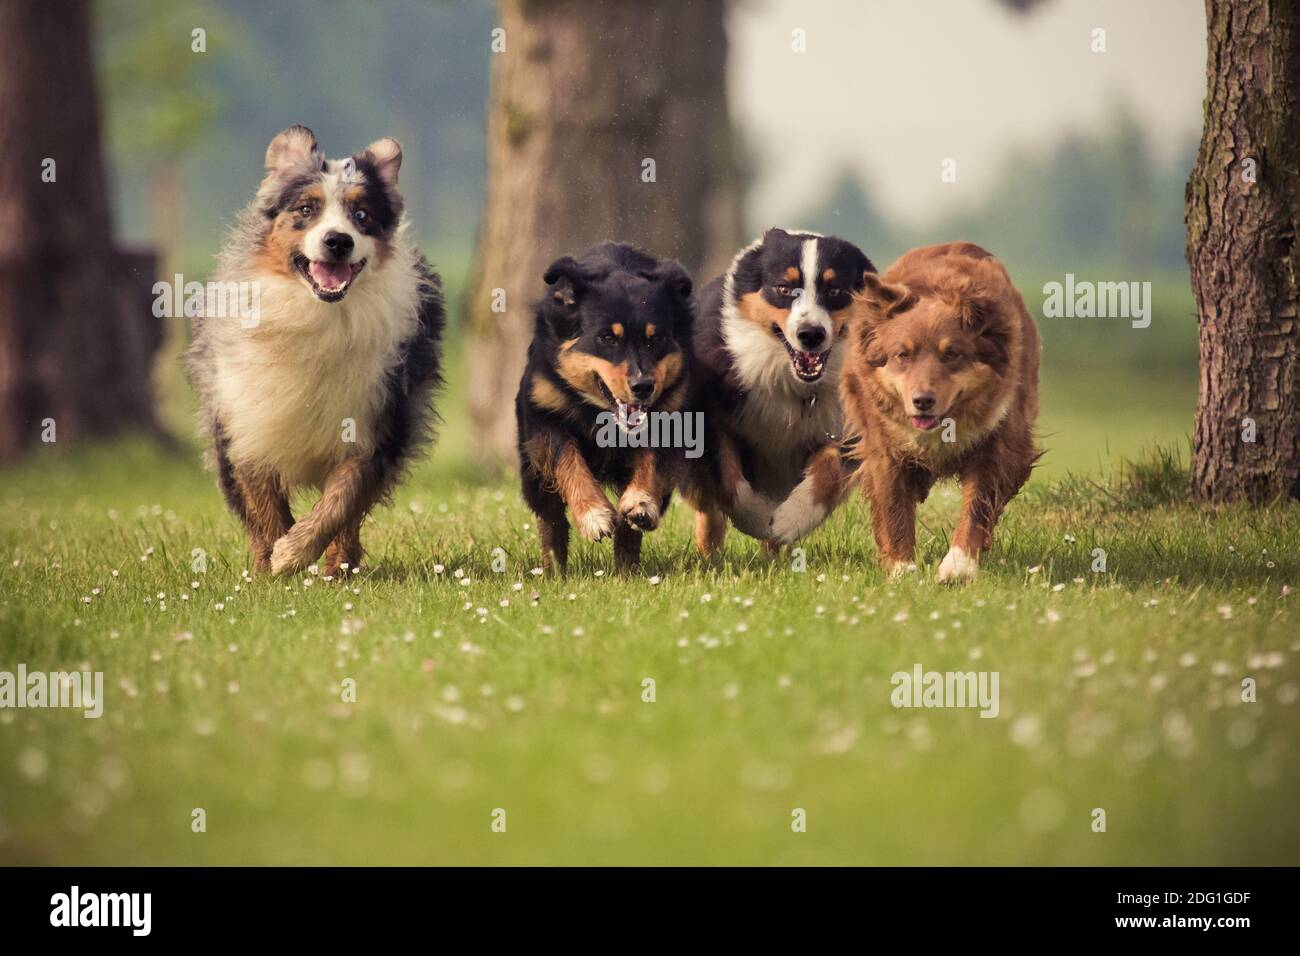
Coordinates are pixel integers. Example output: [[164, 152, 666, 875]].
[[209, 262, 419, 488], [722, 314, 844, 498]]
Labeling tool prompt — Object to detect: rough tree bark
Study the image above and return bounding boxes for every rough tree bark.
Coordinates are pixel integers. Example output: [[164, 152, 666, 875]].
[[1187, 0, 1300, 502], [0, 0, 162, 463], [464, 0, 742, 466]]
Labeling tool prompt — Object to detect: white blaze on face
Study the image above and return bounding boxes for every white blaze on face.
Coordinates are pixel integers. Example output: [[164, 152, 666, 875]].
[[785, 239, 832, 351], [301, 160, 376, 267]]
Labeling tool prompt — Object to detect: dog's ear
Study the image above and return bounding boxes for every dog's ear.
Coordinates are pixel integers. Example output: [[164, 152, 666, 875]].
[[954, 274, 1012, 370], [258, 126, 323, 212], [361, 137, 402, 188], [264, 125, 321, 174], [652, 260, 693, 303], [856, 271, 913, 320], [850, 272, 911, 368], [543, 256, 586, 308], [652, 260, 695, 337]]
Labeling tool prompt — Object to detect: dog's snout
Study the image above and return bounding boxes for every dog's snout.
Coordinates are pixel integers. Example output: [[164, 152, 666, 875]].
[[911, 392, 937, 414], [630, 377, 655, 401], [322, 231, 354, 259], [795, 326, 826, 351]]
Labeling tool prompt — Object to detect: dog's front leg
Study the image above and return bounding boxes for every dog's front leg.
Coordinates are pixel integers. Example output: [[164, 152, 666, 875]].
[[767, 444, 850, 546], [232, 465, 294, 573], [618, 449, 671, 532], [270, 458, 376, 576], [554, 443, 616, 542], [866, 464, 918, 577], [718, 433, 776, 538], [938, 461, 1007, 584]]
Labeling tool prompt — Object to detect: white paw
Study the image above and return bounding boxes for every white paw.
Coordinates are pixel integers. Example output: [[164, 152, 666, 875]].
[[887, 560, 918, 579], [618, 489, 660, 531], [729, 480, 777, 538], [270, 532, 314, 576], [767, 481, 827, 546], [936, 545, 979, 584], [576, 504, 616, 542]]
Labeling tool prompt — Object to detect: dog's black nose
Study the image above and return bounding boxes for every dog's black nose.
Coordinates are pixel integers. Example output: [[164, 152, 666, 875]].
[[796, 326, 826, 351], [322, 232, 354, 258], [630, 377, 655, 402], [912, 392, 936, 413]]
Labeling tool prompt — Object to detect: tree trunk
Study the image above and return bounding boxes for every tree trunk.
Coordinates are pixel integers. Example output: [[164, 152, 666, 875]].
[[1187, 0, 1300, 502], [464, 0, 742, 466], [0, 0, 162, 463]]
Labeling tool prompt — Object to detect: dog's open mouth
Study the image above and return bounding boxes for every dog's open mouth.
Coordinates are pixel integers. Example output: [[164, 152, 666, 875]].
[[294, 254, 367, 302], [595, 377, 647, 432], [910, 412, 948, 431], [772, 324, 827, 382]]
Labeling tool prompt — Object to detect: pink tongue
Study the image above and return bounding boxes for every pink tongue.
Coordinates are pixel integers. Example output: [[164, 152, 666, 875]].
[[309, 261, 351, 290]]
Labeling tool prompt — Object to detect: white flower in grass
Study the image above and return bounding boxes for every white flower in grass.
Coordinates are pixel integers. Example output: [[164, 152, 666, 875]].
[[1010, 715, 1042, 748], [530, 567, 543, 577], [433, 564, 445, 575]]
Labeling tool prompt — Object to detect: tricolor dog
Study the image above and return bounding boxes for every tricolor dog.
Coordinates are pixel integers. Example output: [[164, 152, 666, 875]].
[[681, 227, 874, 553], [516, 242, 693, 573], [186, 126, 444, 577]]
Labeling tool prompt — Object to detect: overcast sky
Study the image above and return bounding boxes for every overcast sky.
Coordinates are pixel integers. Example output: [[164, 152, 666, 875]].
[[729, 0, 1206, 227]]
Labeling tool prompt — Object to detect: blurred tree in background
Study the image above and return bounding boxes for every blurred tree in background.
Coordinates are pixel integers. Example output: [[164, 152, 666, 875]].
[[0, 0, 163, 462], [463, 0, 744, 465], [98, 0, 224, 278]]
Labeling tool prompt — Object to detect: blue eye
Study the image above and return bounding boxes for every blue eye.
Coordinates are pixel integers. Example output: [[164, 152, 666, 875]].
[[353, 209, 368, 222]]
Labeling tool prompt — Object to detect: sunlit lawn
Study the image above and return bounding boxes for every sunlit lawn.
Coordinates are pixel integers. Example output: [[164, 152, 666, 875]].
[[0, 333, 1295, 865]]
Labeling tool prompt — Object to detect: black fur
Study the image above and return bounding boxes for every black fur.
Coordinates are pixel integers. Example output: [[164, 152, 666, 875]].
[[681, 227, 875, 544], [515, 242, 694, 572]]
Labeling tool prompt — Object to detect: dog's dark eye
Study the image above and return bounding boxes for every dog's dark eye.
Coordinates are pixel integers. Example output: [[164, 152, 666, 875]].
[[774, 284, 794, 297], [827, 287, 845, 299], [297, 204, 314, 217], [353, 209, 368, 223], [597, 331, 618, 346], [943, 348, 961, 362], [895, 350, 910, 361]]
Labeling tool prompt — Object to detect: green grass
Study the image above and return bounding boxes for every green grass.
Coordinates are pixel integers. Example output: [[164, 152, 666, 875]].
[[0, 340, 1296, 865]]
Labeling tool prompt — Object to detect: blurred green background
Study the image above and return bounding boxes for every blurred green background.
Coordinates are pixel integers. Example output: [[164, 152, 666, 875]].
[[95, 0, 1200, 480]]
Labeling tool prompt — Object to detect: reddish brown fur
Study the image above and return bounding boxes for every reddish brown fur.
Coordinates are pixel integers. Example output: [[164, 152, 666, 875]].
[[840, 242, 1040, 579], [232, 465, 294, 571]]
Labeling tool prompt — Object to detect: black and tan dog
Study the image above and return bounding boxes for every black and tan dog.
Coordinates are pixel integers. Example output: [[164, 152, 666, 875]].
[[516, 242, 693, 572], [681, 227, 874, 554]]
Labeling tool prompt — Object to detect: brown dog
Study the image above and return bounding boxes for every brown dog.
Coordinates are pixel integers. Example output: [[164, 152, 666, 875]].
[[840, 242, 1039, 583]]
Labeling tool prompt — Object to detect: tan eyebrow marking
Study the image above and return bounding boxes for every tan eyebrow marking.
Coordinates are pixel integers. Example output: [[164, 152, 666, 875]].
[[646, 324, 656, 338], [783, 266, 800, 282], [611, 323, 624, 338], [822, 268, 837, 282]]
